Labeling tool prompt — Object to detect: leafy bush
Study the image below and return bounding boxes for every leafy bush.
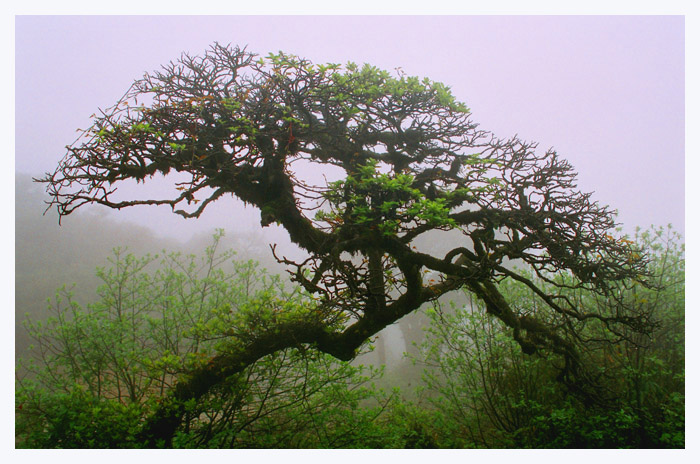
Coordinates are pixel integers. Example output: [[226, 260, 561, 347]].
[[415, 226, 684, 448], [16, 232, 392, 448], [16, 227, 684, 448]]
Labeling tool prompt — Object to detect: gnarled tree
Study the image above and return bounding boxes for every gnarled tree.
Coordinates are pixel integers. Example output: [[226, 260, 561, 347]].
[[38, 44, 651, 446]]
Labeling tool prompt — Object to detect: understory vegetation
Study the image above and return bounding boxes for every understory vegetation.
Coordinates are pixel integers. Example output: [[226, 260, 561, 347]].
[[16, 226, 684, 449]]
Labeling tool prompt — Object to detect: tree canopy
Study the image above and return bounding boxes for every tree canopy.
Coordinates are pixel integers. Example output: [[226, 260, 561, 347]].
[[38, 43, 652, 446]]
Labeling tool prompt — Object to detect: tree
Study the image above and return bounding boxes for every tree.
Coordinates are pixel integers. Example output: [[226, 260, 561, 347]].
[[37, 44, 652, 446]]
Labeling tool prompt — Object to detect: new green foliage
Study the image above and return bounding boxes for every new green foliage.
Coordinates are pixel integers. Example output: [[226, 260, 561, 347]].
[[317, 159, 457, 236]]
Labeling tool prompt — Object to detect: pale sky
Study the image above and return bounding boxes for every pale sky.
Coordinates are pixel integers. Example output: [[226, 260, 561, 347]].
[[14, 15, 685, 238]]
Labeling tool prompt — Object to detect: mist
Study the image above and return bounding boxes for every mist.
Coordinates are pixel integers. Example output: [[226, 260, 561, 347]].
[[15, 16, 685, 237], [12, 16, 687, 449]]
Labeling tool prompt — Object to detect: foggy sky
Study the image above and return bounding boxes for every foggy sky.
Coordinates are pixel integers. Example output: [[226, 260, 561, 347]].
[[14, 15, 685, 240]]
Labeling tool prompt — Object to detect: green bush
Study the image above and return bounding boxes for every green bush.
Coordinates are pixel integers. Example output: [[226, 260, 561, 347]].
[[415, 226, 684, 448], [16, 227, 684, 448], [16, 232, 393, 448]]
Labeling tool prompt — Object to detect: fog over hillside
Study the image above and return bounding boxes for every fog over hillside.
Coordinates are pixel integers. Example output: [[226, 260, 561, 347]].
[[16, 174, 279, 349], [16, 172, 427, 375]]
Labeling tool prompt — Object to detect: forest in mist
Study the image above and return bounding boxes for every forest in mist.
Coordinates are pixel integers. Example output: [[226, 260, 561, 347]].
[[12, 14, 686, 451], [15, 172, 685, 449]]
